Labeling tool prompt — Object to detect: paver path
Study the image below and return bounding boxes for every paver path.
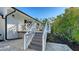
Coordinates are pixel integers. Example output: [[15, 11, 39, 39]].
[[45, 42, 72, 51]]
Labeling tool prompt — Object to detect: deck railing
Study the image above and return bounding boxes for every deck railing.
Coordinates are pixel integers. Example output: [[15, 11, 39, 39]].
[[24, 23, 36, 50], [18, 24, 32, 31]]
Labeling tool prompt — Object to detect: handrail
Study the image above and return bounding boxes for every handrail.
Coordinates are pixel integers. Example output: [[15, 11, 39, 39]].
[[47, 22, 51, 33], [42, 22, 51, 51], [24, 23, 36, 50], [42, 23, 48, 51]]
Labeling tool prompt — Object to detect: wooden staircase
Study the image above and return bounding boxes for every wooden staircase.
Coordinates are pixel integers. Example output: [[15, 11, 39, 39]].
[[28, 32, 42, 51]]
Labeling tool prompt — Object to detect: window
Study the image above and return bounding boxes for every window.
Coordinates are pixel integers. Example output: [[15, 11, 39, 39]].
[[24, 20, 27, 23]]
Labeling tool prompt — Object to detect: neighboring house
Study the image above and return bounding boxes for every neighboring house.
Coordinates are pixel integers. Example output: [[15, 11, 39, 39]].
[[0, 7, 43, 40]]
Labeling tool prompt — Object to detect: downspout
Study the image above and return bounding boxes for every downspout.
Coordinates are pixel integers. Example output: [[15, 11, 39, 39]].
[[4, 8, 16, 40]]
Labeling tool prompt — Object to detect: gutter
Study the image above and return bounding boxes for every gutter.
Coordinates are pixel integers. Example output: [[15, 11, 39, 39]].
[[4, 8, 16, 40]]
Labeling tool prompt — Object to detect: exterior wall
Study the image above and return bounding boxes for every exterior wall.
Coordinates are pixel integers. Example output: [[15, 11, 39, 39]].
[[7, 11, 22, 39], [7, 15, 18, 39], [0, 17, 5, 40], [7, 11, 34, 39], [0, 7, 42, 40], [7, 8, 42, 39]]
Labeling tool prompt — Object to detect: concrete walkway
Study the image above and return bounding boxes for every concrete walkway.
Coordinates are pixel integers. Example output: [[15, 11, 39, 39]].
[[0, 39, 36, 51], [45, 42, 72, 51], [0, 39, 24, 51]]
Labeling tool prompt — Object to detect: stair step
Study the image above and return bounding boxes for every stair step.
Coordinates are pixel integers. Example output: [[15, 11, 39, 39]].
[[28, 32, 43, 51], [35, 34, 43, 36], [31, 41, 42, 46], [34, 35, 42, 37], [33, 37, 42, 39], [32, 39, 42, 43], [35, 32, 43, 34], [34, 34, 42, 36], [29, 44, 42, 51]]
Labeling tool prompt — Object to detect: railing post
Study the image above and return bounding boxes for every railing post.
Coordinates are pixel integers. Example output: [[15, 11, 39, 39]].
[[24, 33, 29, 50], [48, 22, 51, 33]]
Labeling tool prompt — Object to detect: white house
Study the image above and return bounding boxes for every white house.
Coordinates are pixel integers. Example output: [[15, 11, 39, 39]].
[[0, 7, 43, 40], [0, 7, 52, 51]]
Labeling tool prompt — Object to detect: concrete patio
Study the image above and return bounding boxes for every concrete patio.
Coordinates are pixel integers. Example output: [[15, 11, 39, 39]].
[[0, 39, 36, 51], [0, 39, 23, 51], [45, 42, 72, 51]]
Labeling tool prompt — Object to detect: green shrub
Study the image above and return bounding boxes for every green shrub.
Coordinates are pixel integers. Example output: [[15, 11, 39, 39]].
[[51, 7, 79, 44]]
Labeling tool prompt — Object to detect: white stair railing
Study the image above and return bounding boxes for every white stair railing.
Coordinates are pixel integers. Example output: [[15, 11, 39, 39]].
[[47, 22, 51, 33], [42, 23, 48, 51], [42, 22, 51, 51], [24, 23, 36, 50]]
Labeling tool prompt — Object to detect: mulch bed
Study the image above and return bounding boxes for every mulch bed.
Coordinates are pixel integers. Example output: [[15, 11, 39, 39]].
[[68, 43, 79, 51]]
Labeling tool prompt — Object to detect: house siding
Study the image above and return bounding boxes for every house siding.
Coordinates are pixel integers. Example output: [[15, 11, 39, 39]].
[[7, 10, 33, 39]]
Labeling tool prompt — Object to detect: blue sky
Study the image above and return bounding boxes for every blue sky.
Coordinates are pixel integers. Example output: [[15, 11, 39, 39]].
[[16, 7, 66, 19]]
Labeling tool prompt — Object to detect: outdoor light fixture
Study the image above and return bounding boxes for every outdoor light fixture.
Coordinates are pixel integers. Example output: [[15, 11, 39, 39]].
[[12, 14, 15, 17]]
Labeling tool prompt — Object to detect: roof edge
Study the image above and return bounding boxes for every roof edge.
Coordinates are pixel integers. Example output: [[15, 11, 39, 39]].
[[11, 7, 42, 23]]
